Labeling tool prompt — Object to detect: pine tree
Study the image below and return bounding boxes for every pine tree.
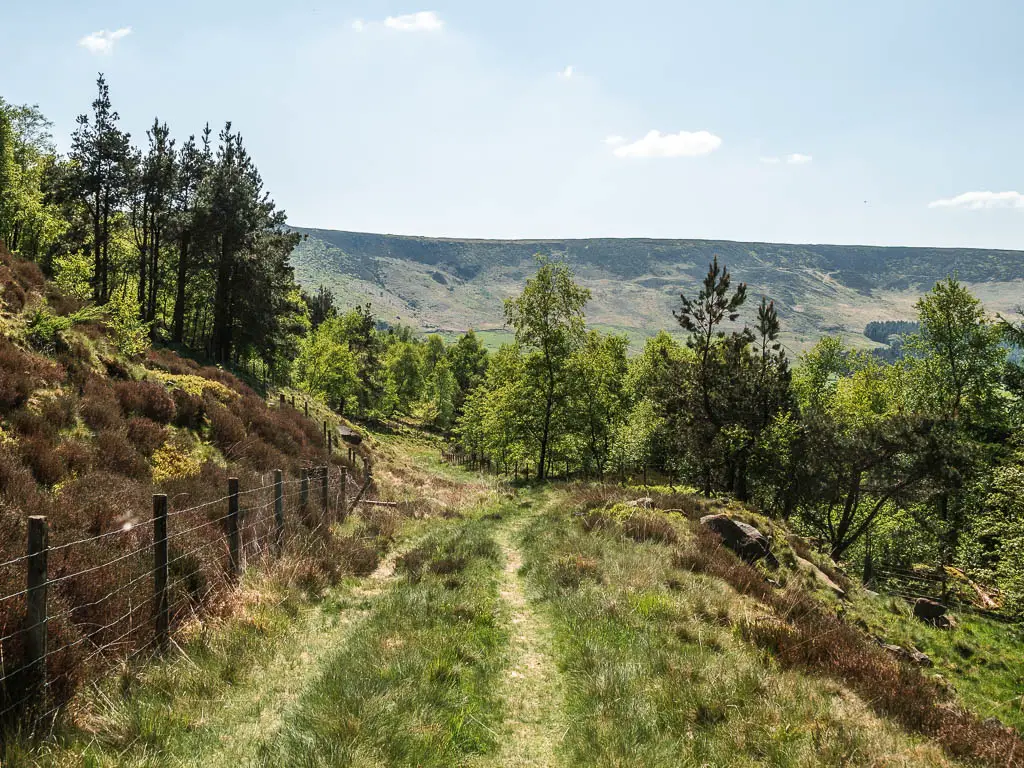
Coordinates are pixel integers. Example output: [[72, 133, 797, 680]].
[[67, 74, 132, 304]]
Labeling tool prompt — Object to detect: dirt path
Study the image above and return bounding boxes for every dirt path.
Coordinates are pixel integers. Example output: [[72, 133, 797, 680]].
[[479, 504, 566, 768]]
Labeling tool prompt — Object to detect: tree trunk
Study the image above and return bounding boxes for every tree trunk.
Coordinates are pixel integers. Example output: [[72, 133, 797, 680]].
[[172, 233, 190, 343]]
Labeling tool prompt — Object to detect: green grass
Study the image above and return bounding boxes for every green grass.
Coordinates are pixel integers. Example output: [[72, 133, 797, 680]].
[[848, 592, 1024, 731], [6, 572, 360, 767], [253, 512, 511, 767], [518, 495, 955, 767]]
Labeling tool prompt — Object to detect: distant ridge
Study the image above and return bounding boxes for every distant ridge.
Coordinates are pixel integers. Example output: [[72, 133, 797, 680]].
[[289, 227, 1024, 351]]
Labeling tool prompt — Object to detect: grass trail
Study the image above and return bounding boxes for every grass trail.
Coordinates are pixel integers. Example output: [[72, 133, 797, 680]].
[[199, 538, 423, 766], [473, 497, 566, 768], [255, 508, 512, 767]]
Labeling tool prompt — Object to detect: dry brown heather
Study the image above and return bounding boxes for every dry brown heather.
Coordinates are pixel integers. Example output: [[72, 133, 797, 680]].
[[0, 243, 357, 719]]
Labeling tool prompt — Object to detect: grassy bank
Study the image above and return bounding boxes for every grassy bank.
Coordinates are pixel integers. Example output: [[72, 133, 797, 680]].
[[518, 492, 957, 767]]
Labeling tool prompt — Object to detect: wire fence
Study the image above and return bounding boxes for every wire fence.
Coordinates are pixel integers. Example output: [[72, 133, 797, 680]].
[[872, 566, 1014, 623], [0, 463, 356, 727]]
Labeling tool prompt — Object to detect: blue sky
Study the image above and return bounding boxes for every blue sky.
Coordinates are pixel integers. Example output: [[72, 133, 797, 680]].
[[3, 0, 1024, 247]]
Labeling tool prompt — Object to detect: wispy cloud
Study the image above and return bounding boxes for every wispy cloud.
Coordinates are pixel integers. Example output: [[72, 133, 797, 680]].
[[612, 129, 722, 158], [559, 65, 575, 79], [761, 153, 812, 165], [603, 135, 625, 146], [383, 11, 443, 31], [78, 27, 132, 55], [928, 190, 1024, 209]]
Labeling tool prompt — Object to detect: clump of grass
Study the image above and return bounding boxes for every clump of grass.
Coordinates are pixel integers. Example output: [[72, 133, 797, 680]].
[[579, 501, 679, 544]]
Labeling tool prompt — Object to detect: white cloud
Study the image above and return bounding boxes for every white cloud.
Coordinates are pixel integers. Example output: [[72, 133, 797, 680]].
[[383, 11, 443, 31], [612, 129, 722, 159], [351, 19, 366, 31], [761, 153, 811, 165], [559, 65, 575, 79], [78, 27, 132, 55], [928, 190, 1024, 210], [603, 135, 625, 146]]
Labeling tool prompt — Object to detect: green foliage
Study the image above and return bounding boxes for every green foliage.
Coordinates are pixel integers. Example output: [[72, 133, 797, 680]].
[[291, 316, 360, 408], [107, 292, 151, 358], [25, 303, 102, 352], [52, 250, 93, 300]]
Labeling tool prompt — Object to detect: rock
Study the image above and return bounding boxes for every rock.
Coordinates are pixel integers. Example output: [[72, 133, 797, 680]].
[[934, 614, 958, 630], [913, 598, 948, 623], [794, 555, 847, 600], [700, 514, 779, 568], [880, 642, 933, 667], [911, 650, 934, 667]]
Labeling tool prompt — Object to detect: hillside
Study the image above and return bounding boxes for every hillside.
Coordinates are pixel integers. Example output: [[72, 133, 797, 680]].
[[12, 432, 1024, 766], [0, 242, 364, 725], [290, 228, 1024, 351]]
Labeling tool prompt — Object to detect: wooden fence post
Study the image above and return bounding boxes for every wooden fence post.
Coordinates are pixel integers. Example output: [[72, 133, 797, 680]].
[[26, 515, 48, 702], [227, 478, 241, 579], [300, 468, 310, 525], [320, 466, 329, 521], [322, 421, 327, 446], [279, 393, 285, 408], [340, 470, 348, 520], [328, 429, 333, 454], [274, 469, 284, 553], [153, 495, 169, 654], [304, 400, 309, 417]]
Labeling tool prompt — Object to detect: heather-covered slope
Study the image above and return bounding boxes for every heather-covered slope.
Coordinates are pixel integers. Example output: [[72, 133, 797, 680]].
[[0, 241, 348, 718]]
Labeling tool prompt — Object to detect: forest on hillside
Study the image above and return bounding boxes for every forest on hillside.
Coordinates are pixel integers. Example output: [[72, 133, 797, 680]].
[[5, 76, 1024, 624]]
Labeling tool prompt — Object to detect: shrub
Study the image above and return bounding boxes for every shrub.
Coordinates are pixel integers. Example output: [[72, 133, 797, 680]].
[[10, 410, 55, 439], [80, 378, 124, 431], [55, 439, 94, 476], [19, 435, 66, 486], [12, 260, 45, 292], [39, 391, 77, 432], [207, 398, 245, 451], [152, 437, 201, 483], [0, 447, 45, 514], [95, 429, 150, 479], [198, 366, 254, 397], [0, 268, 26, 311], [114, 380, 175, 423], [126, 417, 167, 457], [171, 389, 204, 429], [146, 348, 199, 375], [0, 339, 65, 414]]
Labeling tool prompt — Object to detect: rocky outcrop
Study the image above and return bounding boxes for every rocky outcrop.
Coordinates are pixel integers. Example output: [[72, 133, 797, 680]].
[[700, 514, 779, 568]]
